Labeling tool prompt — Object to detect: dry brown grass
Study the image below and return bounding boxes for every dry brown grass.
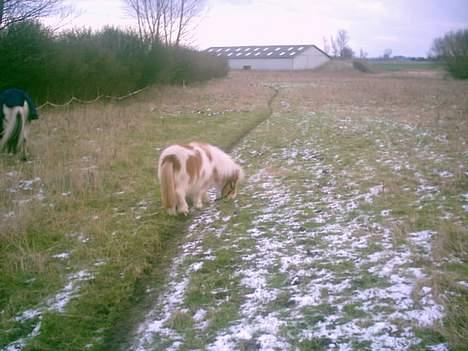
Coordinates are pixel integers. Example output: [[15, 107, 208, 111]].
[[265, 69, 467, 128], [137, 74, 273, 115]]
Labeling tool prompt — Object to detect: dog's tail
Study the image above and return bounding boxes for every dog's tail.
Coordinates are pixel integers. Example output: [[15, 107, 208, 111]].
[[1, 104, 27, 154], [159, 155, 179, 213]]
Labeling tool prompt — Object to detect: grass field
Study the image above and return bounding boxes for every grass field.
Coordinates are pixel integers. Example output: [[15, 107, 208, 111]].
[[1, 65, 467, 350], [366, 60, 444, 72]]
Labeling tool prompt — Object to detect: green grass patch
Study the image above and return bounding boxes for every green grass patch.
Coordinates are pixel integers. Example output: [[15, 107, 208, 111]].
[[342, 303, 368, 321], [350, 271, 389, 290], [297, 337, 332, 351], [315, 260, 356, 274], [185, 248, 239, 309], [207, 301, 240, 333], [268, 272, 288, 289], [410, 328, 446, 350], [301, 304, 337, 326], [167, 311, 194, 332], [367, 60, 444, 72]]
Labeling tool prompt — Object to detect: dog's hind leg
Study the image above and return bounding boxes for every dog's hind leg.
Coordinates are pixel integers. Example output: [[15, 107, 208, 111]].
[[21, 138, 27, 161], [20, 122, 29, 161]]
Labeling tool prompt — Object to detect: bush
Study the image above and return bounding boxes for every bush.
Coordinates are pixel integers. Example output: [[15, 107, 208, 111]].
[[352, 60, 373, 73], [167, 47, 228, 84], [0, 21, 53, 100], [431, 28, 468, 79], [0, 22, 228, 104]]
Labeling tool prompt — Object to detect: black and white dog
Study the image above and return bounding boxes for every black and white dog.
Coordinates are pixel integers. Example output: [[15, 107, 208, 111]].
[[0, 88, 39, 160]]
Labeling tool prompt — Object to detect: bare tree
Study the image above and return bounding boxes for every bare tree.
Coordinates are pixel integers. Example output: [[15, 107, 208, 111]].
[[123, 0, 206, 46], [124, 0, 168, 44], [335, 29, 350, 57], [329, 29, 354, 58], [0, 0, 66, 31]]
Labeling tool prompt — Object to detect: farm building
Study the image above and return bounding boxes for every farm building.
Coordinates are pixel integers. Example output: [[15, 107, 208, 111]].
[[205, 44, 330, 70]]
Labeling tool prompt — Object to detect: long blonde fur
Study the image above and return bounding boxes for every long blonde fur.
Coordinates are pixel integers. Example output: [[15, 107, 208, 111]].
[[159, 156, 178, 215], [157, 141, 244, 215], [1, 101, 29, 158]]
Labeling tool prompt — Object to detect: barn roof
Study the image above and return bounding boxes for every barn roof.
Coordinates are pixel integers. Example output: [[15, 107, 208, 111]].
[[205, 45, 329, 59]]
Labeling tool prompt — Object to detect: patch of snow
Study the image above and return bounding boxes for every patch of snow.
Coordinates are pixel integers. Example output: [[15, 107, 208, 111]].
[[48, 270, 93, 313], [408, 230, 436, 254], [427, 344, 449, 351], [364, 185, 384, 202], [8, 270, 93, 350], [51, 252, 71, 260], [193, 309, 207, 323], [189, 261, 204, 272], [436, 170, 453, 178], [94, 259, 106, 267], [67, 232, 90, 243], [381, 209, 391, 216], [17, 178, 41, 191], [3, 321, 42, 351]]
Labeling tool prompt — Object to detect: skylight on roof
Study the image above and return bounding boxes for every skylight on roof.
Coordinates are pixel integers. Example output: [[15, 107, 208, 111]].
[[298, 46, 305, 50], [244, 48, 251, 51], [236, 53, 242, 56], [246, 52, 252, 56], [275, 47, 281, 51], [225, 48, 231, 52], [288, 47, 294, 51], [236, 48, 241, 52], [254, 48, 260, 51], [255, 52, 261, 56], [289, 52, 296, 56], [228, 53, 233, 56], [279, 52, 286, 56], [208, 48, 214, 52], [263, 47, 269, 51], [267, 52, 273, 56]]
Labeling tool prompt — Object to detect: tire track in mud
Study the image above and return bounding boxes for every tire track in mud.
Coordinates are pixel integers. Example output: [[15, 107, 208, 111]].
[[129, 89, 449, 350]]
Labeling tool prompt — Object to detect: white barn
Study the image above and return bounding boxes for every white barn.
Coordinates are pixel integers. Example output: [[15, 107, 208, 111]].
[[205, 44, 330, 70]]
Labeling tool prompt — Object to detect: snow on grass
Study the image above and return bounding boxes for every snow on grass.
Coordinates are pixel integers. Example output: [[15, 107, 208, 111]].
[[14, 270, 93, 324], [131, 206, 224, 351], [52, 252, 71, 260], [2, 322, 42, 351], [4, 270, 93, 351], [129, 112, 451, 350]]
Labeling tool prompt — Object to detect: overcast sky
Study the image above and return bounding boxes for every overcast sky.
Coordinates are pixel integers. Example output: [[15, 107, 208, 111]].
[[54, 0, 468, 57]]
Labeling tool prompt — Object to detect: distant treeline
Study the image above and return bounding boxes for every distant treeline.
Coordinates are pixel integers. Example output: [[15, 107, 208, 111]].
[[0, 22, 228, 104]]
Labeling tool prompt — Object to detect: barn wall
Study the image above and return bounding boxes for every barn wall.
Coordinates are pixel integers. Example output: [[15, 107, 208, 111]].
[[293, 46, 330, 70], [228, 58, 293, 70]]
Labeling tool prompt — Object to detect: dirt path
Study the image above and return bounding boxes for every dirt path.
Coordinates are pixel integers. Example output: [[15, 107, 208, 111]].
[[127, 83, 463, 350]]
